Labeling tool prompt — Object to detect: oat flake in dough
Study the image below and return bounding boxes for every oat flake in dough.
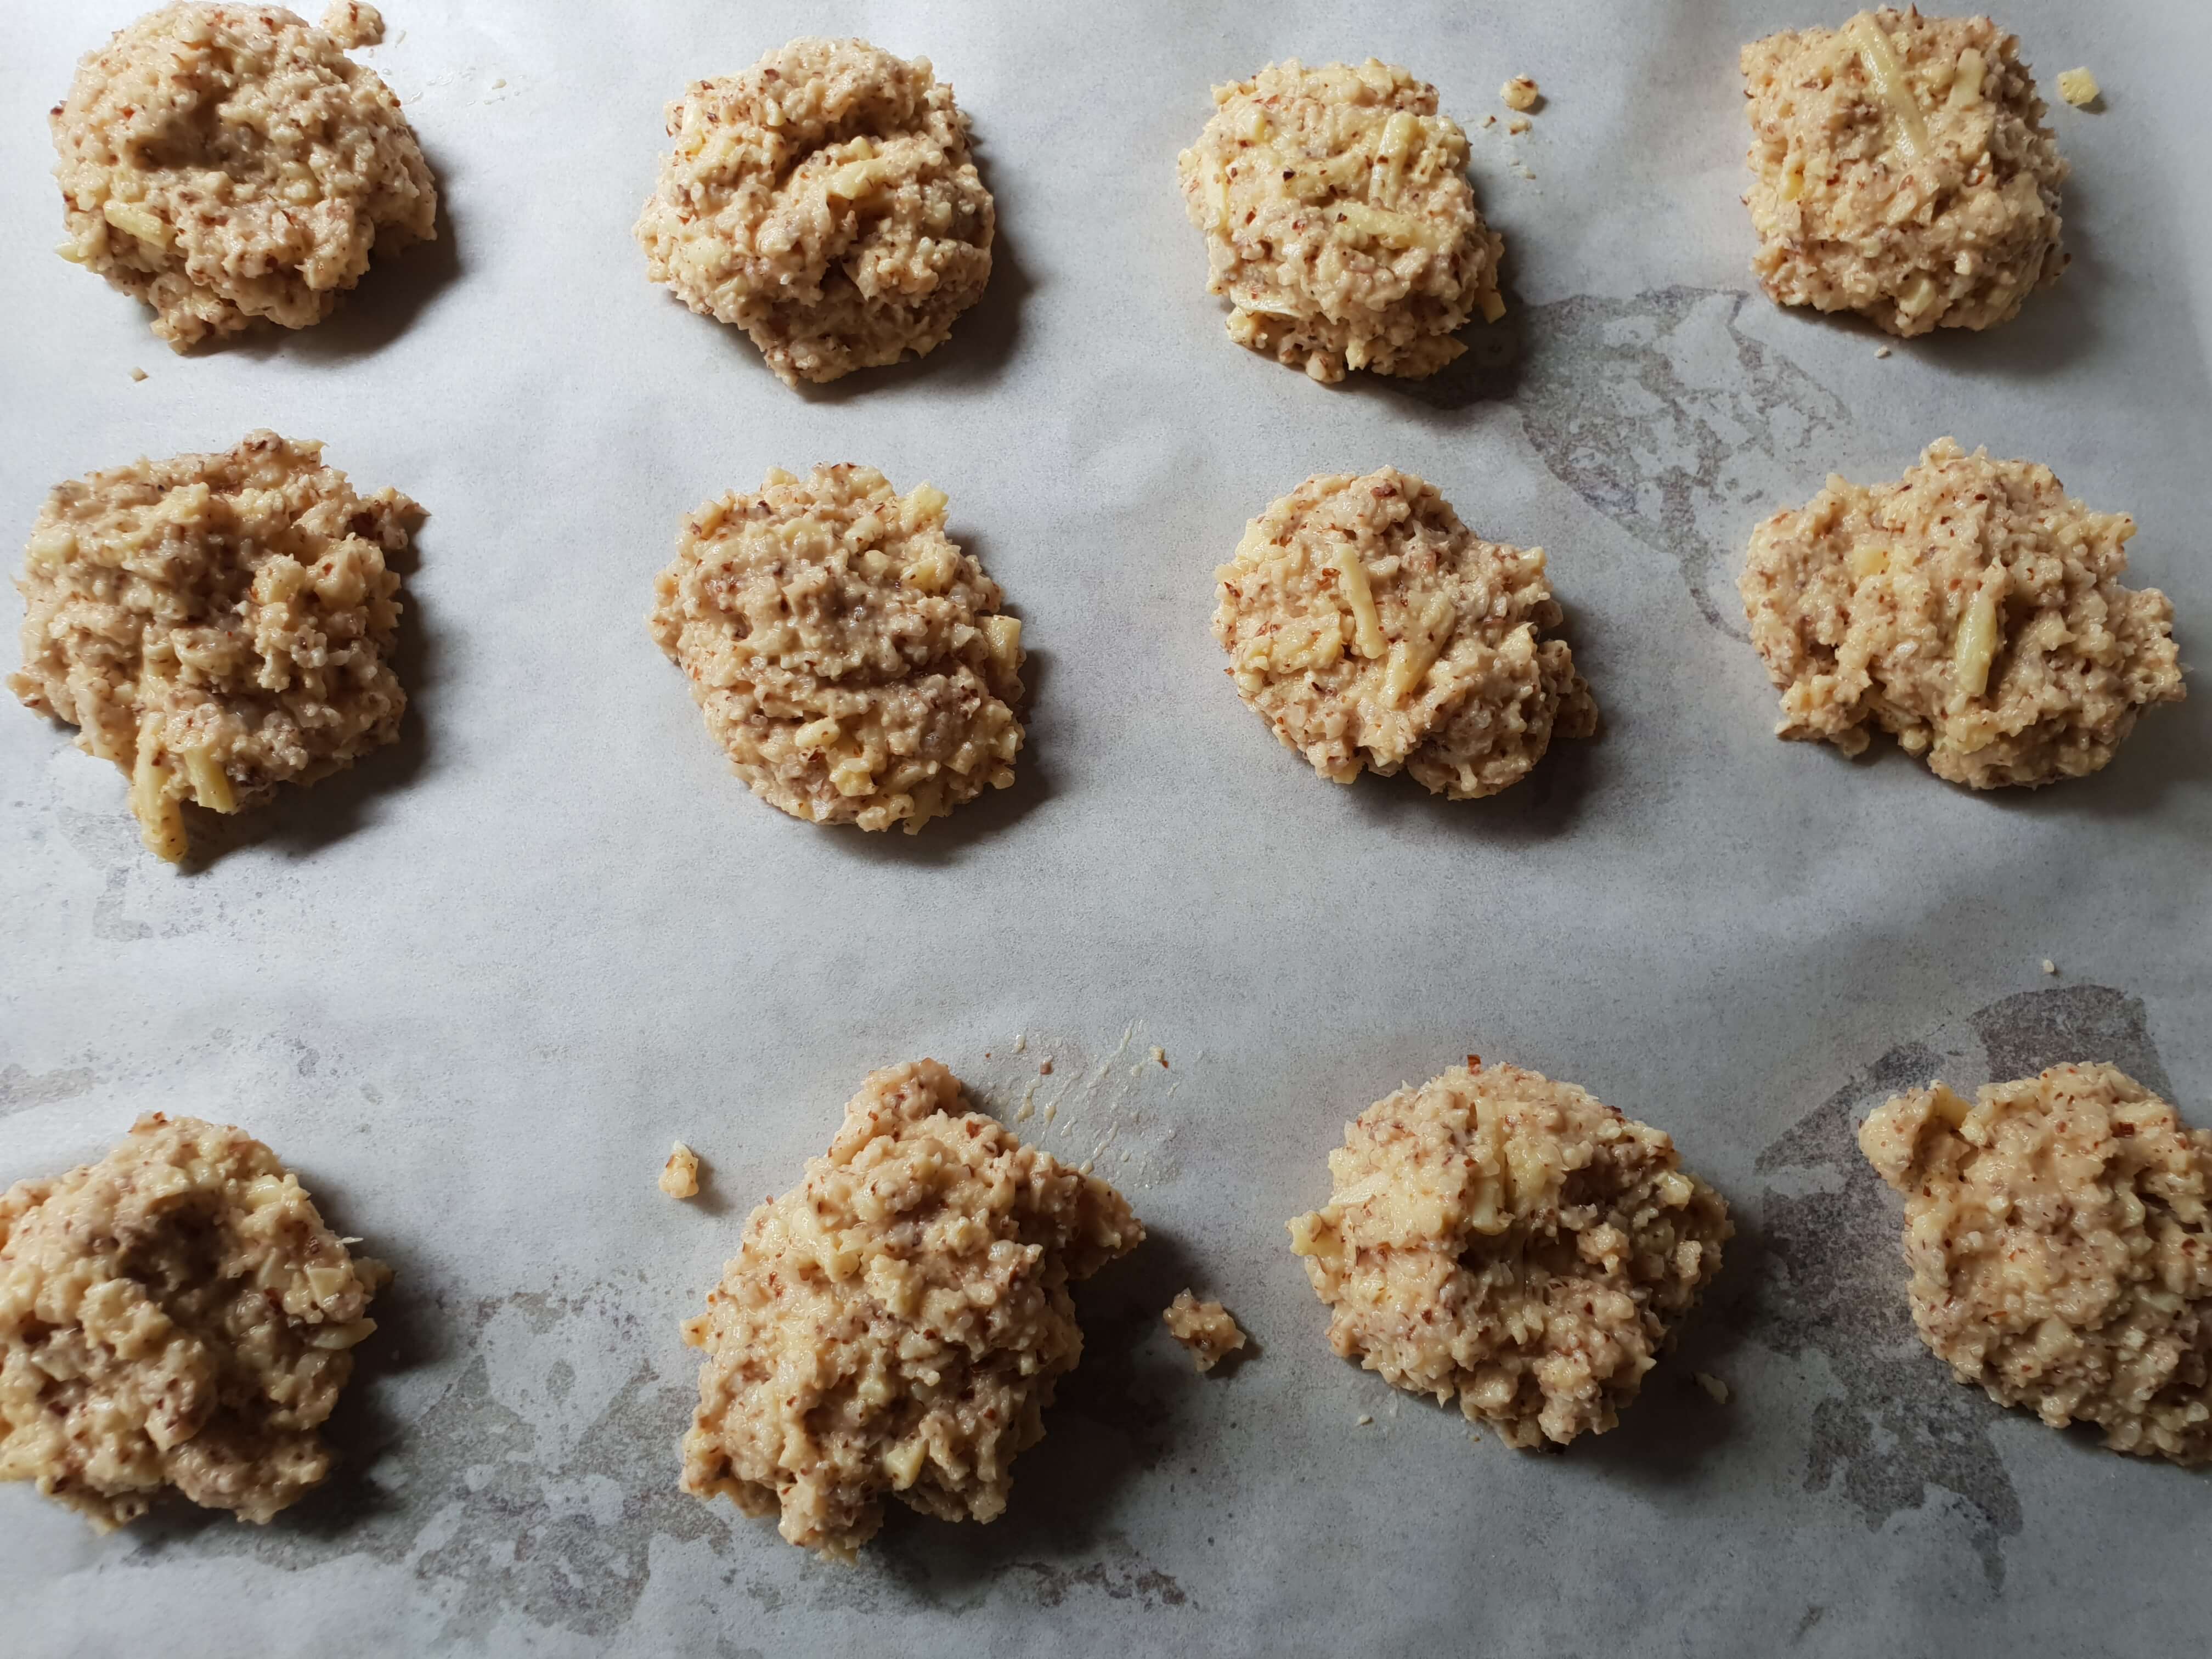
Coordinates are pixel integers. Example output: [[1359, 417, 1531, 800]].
[[1860, 1064, 2210, 1465], [1289, 1062, 1730, 1448], [10, 431, 416, 862], [1741, 438, 2183, 788], [650, 464, 1024, 833], [680, 1060, 1143, 1560], [52, 2, 437, 351], [1214, 467, 1595, 799], [1177, 58, 1504, 382], [636, 37, 995, 387], [0, 1114, 388, 1529]]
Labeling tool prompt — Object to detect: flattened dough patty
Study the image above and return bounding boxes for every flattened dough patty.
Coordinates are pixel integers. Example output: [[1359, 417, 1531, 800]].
[[10, 431, 416, 861], [680, 1060, 1144, 1560], [1289, 1061, 1730, 1448], [1740, 437, 2183, 788], [1177, 58, 1504, 382], [52, 2, 437, 350], [1740, 8, 2067, 336], [0, 1114, 388, 1528], [636, 36, 994, 387], [1861, 1064, 2210, 1465], [1214, 467, 1594, 799], [650, 464, 1024, 833]]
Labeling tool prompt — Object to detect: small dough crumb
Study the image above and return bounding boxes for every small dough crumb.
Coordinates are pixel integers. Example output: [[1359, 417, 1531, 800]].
[[1695, 1372, 1731, 1405], [1039, 1059, 1053, 1076], [2056, 67, 2101, 108], [128, 366, 147, 381], [661, 1141, 701, 1199], [1501, 76, 1540, 112], [1163, 1291, 1247, 1373], [2041, 958, 2058, 975], [320, 1, 384, 49], [1356, 1413, 1374, 1426], [1506, 117, 1531, 136], [1874, 345, 1892, 358], [1150, 1046, 1168, 1069]]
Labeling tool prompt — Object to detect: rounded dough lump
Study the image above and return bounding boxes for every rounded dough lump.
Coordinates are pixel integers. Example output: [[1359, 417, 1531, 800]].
[[51, 2, 437, 351], [650, 464, 1025, 833], [635, 37, 995, 387], [1740, 437, 2183, 788], [1740, 8, 2067, 336], [680, 1060, 1144, 1560], [1289, 1062, 1731, 1448], [0, 1114, 388, 1529], [10, 431, 416, 862], [1860, 1064, 2210, 1465], [1213, 467, 1595, 799], [1176, 58, 1504, 382]]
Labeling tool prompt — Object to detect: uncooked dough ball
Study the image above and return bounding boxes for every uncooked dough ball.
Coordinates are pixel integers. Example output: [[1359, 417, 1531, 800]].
[[10, 431, 417, 861], [1740, 9, 2067, 336], [1860, 1064, 2211, 1465], [635, 37, 995, 387], [0, 1114, 389, 1528], [680, 1059, 1144, 1560], [1289, 1061, 1731, 1448], [649, 464, 1025, 833], [1213, 467, 1595, 799], [1176, 58, 1504, 382], [1740, 438, 2183, 788], [51, 2, 438, 350]]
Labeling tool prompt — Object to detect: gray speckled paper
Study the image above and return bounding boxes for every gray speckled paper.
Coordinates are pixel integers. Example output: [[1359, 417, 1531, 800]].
[[3, 3, 2208, 1655]]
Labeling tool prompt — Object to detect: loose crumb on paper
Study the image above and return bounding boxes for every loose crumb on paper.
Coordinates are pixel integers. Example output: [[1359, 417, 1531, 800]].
[[1356, 1413, 1374, 1426], [660, 1141, 701, 1199], [129, 366, 147, 381], [1039, 1058, 1053, 1076], [1874, 345, 1892, 358], [1012, 1034, 1026, 1053], [1163, 1291, 1248, 1373], [1506, 116, 1531, 136], [2056, 67, 2101, 108], [1695, 1372, 1731, 1405], [1480, 113, 1497, 129], [2042, 958, 2059, 975], [1502, 76, 1540, 112], [1150, 1046, 1168, 1069], [320, 1, 384, 48]]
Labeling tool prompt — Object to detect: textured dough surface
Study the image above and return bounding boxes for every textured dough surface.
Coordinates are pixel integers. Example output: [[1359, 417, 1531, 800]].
[[52, 2, 437, 350], [1214, 467, 1594, 799], [1289, 1062, 1730, 1448], [636, 36, 994, 387], [1176, 58, 1503, 382], [1740, 8, 2067, 336], [680, 1060, 1143, 1560], [1860, 1064, 2210, 1465], [0, 1114, 387, 1529], [650, 464, 1024, 832], [1162, 1291, 1246, 1373], [1741, 437, 2183, 788], [10, 431, 416, 861]]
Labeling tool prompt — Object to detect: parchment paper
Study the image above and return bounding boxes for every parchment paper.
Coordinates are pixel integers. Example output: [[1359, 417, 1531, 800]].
[[3, 3, 2208, 1654]]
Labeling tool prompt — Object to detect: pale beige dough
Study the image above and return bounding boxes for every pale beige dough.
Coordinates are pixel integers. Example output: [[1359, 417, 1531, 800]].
[[1213, 468, 1595, 799], [10, 432, 416, 861], [649, 464, 1024, 833], [1740, 438, 2183, 788], [635, 37, 994, 387], [52, 2, 437, 350], [1861, 1064, 2211, 1465], [0, 1114, 387, 1529], [1740, 9, 2067, 336], [1289, 1061, 1730, 1448], [1176, 59, 1504, 382], [680, 1060, 1143, 1560], [318, 2, 382, 50], [1162, 1291, 1246, 1373]]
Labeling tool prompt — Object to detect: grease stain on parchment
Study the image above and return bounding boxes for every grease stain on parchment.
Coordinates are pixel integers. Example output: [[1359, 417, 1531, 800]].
[[1754, 984, 2175, 1588], [0, 1063, 98, 1119]]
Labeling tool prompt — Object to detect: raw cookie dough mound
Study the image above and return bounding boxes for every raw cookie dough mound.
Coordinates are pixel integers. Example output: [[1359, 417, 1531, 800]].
[[1177, 59, 1504, 382], [0, 1114, 388, 1528], [1740, 9, 2067, 336], [1213, 468, 1595, 799], [680, 1059, 1144, 1560], [1288, 1062, 1731, 1447], [1740, 438, 2183, 788], [52, 3, 438, 351], [10, 432, 417, 862], [649, 465, 1024, 832], [635, 37, 995, 387], [1861, 1064, 2210, 1465], [1162, 1291, 1246, 1373]]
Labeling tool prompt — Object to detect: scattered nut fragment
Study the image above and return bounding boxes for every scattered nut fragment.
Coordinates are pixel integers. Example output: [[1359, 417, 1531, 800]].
[[1163, 1291, 1248, 1373], [1356, 1413, 1375, 1426], [1873, 345, 1892, 358], [661, 1141, 701, 1199], [320, 1, 384, 49], [1695, 1372, 1731, 1405], [2056, 67, 2101, 108], [128, 366, 147, 381], [2042, 958, 2059, 975], [1501, 76, 1540, 112], [1039, 1059, 1053, 1076], [1506, 117, 1531, 136]]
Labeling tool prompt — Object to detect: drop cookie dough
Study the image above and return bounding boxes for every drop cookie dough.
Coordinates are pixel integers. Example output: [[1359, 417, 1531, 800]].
[[1213, 468, 1595, 799], [1288, 1061, 1731, 1448], [10, 432, 417, 861], [1740, 438, 2183, 788], [680, 1059, 1144, 1560], [1861, 1064, 2210, 1465], [1162, 1291, 1246, 1373], [52, 2, 437, 351], [1740, 9, 2067, 336], [650, 465, 1024, 833], [0, 1114, 388, 1528], [1176, 58, 1505, 382], [635, 37, 995, 387]]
